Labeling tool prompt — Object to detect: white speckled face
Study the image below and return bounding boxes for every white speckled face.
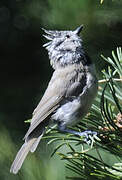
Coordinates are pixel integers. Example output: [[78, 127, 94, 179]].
[[43, 26, 85, 69], [52, 30, 82, 50], [57, 37, 82, 54]]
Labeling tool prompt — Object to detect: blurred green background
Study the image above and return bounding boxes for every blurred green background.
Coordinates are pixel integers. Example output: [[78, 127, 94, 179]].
[[0, 0, 122, 179]]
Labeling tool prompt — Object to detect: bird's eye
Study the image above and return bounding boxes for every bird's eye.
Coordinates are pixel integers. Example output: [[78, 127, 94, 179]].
[[66, 35, 70, 38]]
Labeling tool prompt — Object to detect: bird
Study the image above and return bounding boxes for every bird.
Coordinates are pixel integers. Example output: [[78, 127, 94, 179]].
[[10, 25, 98, 174]]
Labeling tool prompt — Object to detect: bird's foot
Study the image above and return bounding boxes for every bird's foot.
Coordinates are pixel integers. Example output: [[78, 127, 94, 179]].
[[58, 124, 98, 145], [78, 130, 97, 145]]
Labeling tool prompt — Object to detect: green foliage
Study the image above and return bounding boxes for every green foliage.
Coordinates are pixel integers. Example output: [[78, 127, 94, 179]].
[[41, 0, 122, 28], [45, 47, 122, 180], [0, 127, 65, 180]]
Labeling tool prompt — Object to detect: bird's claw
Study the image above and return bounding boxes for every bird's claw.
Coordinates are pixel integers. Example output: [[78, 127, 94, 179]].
[[79, 130, 98, 145]]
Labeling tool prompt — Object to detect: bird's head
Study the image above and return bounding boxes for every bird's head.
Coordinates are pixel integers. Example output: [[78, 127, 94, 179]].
[[42, 25, 84, 69]]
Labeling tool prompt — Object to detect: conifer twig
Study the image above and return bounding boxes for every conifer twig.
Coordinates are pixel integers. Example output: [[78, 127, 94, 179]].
[[99, 78, 122, 84]]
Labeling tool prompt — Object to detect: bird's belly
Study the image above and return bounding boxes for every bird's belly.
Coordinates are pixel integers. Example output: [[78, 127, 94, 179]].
[[51, 98, 81, 126]]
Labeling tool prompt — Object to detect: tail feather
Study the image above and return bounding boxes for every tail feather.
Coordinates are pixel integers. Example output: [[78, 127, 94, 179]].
[[10, 138, 37, 174], [30, 133, 44, 153]]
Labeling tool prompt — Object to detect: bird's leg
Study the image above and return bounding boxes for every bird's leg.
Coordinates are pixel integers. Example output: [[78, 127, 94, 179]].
[[58, 124, 97, 145]]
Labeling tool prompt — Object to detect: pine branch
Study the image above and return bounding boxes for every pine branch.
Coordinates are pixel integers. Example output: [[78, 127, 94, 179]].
[[99, 78, 122, 83]]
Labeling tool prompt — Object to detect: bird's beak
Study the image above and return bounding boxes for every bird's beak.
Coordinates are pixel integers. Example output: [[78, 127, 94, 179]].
[[74, 25, 83, 35]]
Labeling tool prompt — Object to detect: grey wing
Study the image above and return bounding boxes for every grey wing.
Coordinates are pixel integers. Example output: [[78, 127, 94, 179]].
[[66, 73, 87, 97], [24, 95, 63, 139], [24, 71, 66, 139], [66, 82, 85, 97]]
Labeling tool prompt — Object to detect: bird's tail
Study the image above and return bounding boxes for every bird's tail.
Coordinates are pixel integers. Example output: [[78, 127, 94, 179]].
[[10, 133, 44, 174]]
